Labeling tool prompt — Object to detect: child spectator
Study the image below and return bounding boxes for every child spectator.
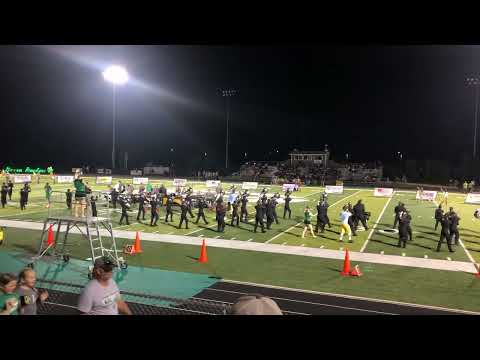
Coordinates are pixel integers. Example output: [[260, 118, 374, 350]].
[[0, 273, 19, 315], [16, 268, 49, 315]]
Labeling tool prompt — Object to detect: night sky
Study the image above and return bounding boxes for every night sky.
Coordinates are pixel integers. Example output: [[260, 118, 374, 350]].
[[0, 45, 479, 172]]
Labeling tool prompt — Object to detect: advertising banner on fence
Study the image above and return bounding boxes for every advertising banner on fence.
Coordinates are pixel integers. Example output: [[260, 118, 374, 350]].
[[133, 177, 149, 185], [56, 176, 74, 184], [282, 183, 297, 192], [130, 170, 142, 176], [325, 185, 344, 194], [97, 168, 105, 174], [206, 180, 221, 188], [465, 193, 480, 205], [96, 176, 113, 185], [416, 190, 437, 201], [14, 175, 31, 183], [173, 179, 187, 187], [242, 182, 259, 190], [373, 188, 394, 197]]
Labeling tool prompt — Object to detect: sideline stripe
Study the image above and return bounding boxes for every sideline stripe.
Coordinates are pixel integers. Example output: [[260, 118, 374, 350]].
[[221, 279, 480, 314], [203, 287, 397, 315], [360, 193, 394, 253], [265, 190, 362, 244]]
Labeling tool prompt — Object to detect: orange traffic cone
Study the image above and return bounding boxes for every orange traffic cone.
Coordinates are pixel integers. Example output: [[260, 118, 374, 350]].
[[133, 232, 143, 254], [198, 239, 208, 263], [350, 264, 363, 277], [340, 248, 351, 276], [47, 224, 54, 247]]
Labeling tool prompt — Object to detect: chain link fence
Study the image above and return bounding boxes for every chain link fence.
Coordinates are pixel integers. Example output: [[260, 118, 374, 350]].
[[36, 278, 231, 315]]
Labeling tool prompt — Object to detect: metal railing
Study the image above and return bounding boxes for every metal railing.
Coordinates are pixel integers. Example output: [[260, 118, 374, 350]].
[[35, 278, 230, 315]]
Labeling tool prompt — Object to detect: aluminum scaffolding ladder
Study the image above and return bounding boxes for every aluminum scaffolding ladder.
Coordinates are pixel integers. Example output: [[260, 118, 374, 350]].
[[30, 190, 127, 277]]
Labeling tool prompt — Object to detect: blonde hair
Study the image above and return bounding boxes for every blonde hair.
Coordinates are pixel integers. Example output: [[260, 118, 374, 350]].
[[18, 268, 35, 286]]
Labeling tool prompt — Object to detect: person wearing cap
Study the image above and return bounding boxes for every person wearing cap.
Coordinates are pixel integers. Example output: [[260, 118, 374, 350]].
[[77, 257, 132, 315], [230, 294, 283, 315]]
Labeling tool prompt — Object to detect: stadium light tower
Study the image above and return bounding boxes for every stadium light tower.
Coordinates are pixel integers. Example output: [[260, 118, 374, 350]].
[[218, 88, 237, 169], [466, 77, 480, 159], [103, 65, 129, 170]]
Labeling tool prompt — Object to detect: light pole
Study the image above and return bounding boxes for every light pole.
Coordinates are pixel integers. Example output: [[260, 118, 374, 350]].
[[466, 77, 480, 159], [103, 65, 129, 170], [218, 88, 237, 169]]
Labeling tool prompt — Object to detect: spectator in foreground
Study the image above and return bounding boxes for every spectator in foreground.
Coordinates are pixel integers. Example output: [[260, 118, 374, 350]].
[[16, 268, 48, 315], [78, 257, 132, 315], [230, 294, 283, 315], [0, 273, 19, 315]]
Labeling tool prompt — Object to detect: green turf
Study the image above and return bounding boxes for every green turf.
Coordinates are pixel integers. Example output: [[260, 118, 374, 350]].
[[1, 227, 480, 312], [365, 191, 480, 262]]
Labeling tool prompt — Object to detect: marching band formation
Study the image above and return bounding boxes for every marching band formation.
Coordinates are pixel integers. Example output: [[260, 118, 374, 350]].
[[1, 172, 479, 249]]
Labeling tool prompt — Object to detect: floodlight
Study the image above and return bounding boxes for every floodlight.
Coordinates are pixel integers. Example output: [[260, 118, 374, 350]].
[[103, 65, 129, 85]]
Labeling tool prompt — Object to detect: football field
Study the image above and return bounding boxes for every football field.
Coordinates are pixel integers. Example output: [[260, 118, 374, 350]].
[[1, 175, 479, 262], [1, 175, 480, 312]]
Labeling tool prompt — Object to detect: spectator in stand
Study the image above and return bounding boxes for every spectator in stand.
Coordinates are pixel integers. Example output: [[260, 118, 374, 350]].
[[230, 294, 283, 315], [0, 273, 19, 315], [78, 257, 132, 315], [16, 268, 48, 315]]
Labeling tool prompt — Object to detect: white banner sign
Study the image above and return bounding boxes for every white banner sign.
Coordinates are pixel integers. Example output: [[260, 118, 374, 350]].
[[56, 175, 74, 184], [173, 179, 187, 187], [465, 193, 480, 205], [206, 180, 221, 188], [97, 168, 105, 174], [130, 170, 142, 176], [14, 175, 31, 183], [373, 188, 394, 197], [133, 177, 149, 185], [416, 190, 437, 201], [282, 183, 297, 192], [325, 185, 344, 194], [242, 182, 258, 190], [96, 176, 113, 185]]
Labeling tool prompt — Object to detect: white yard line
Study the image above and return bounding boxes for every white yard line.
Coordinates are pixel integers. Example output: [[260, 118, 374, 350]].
[[459, 238, 478, 271], [185, 223, 217, 236], [432, 199, 478, 270], [359, 194, 394, 253], [265, 190, 363, 244]]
